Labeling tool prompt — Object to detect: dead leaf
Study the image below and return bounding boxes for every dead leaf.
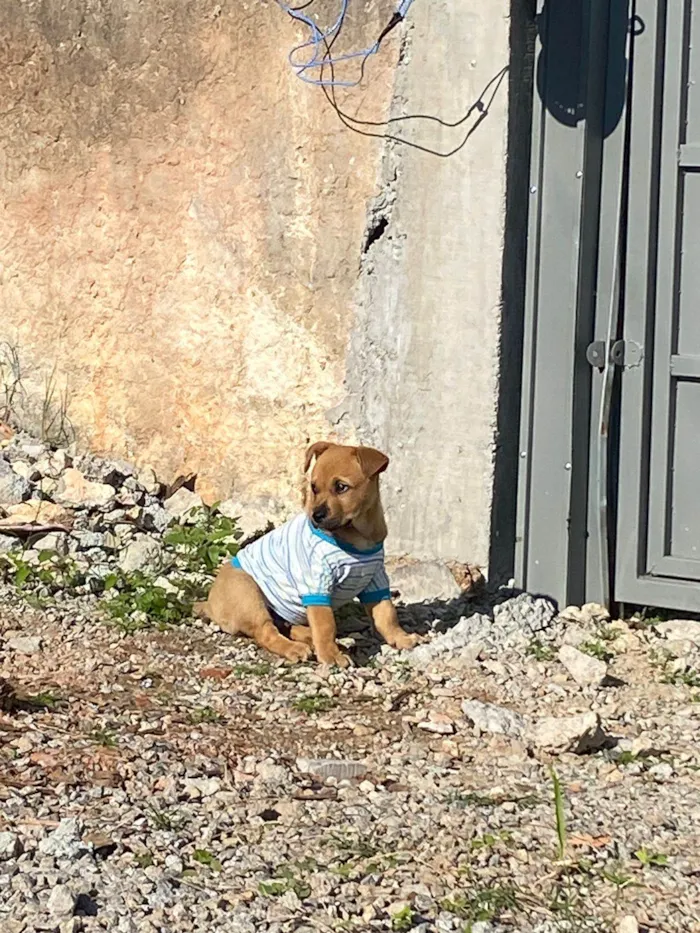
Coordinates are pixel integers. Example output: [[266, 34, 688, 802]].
[[199, 667, 232, 681], [569, 834, 612, 849], [0, 422, 14, 441], [29, 751, 60, 769]]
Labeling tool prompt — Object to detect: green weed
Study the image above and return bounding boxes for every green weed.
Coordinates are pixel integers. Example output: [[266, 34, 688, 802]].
[[293, 695, 336, 714], [526, 639, 555, 661], [88, 728, 117, 748], [186, 706, 223, 725], [192, 848, 222, 871], [551, 767, 567, 860], [579, 639, 614, 662], [164, 507, 241, 575], [441, 884, 521, 928], [103, 571, 193, 631], [391, 905, 416, 931], [634, 847, 668, 868], [146, 805, 181, 832], [233, 662, 272, 677]]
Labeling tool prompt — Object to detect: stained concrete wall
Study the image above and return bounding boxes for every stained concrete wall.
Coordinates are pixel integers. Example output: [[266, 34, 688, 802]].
[[0, 0, 394, 503], [334, 1, 512, 565], [0, 0, 517, 571]]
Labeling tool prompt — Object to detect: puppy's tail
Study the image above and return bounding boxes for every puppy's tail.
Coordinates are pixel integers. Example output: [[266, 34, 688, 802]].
[[193, 600, 210, 620]]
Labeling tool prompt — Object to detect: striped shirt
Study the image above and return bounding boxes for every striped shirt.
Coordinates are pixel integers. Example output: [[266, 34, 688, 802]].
[[232, 513, 391, 625]]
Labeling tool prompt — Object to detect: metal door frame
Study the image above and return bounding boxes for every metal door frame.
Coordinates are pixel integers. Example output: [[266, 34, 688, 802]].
[[615, 0, 700, 611], [516, 0, 628, 608]]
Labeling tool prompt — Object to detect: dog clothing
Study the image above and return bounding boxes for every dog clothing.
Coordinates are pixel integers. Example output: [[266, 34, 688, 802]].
[[232, 513, 391, 625]]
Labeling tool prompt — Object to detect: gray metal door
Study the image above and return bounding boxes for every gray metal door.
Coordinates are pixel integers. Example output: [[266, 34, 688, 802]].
[[615, 0, 700, 612]]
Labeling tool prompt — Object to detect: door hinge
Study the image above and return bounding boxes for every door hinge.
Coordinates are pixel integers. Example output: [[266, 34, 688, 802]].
[[586, 339, 644, 370]]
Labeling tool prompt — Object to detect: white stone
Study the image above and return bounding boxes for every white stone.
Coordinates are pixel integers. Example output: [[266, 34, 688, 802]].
[[295, 758, 367, 780], [119, 537, 163, 574], [38, 818, 85, 859], [0, 460, 30, 505], [461, 699, 526, 737], [528, 711, 609, 754], [558, 644, 608, 686], [0, 831, 21, 860], [164, 487, 203, 520], [655, 619, 700, 645], [54, 468, 115, 508], [5, 635, 42, 654], [255, 759, 288, 783], [47, 884, 77, 918], [388, 560, 461, 604], [618, 917, 639, 933]]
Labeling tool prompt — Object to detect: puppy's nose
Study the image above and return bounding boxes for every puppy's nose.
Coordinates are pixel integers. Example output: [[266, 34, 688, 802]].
[[312, 504, 328, 524]]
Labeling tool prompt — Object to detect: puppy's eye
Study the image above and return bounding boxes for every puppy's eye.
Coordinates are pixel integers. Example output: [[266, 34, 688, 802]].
[[335, 482, 349, 494], [310, 483, 318, 496]]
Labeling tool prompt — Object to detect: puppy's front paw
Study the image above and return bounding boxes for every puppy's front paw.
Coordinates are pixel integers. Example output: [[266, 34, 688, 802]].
[[386, 630, 421, 650], [284, 641, 314, 663], [316, 646, 352, 669]]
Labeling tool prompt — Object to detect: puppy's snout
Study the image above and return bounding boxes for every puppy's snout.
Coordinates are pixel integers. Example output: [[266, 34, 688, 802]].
[[312, 504, 328, 525]]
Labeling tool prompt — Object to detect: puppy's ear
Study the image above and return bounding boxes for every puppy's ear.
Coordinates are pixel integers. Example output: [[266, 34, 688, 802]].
[[355, 446, 389, 477], [304, 441, 334, 473]]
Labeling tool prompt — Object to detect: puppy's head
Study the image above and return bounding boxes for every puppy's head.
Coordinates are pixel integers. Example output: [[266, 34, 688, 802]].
[[303, 441, 389, 534]]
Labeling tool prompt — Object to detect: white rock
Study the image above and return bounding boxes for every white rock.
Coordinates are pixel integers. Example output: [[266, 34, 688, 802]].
[[648, 762, 673, 781], [0, 831, 22, 860], [164, 487, 203, 520], [618, 917, 639, 933], [32, 531, 69, 555], [11, 460, 39, 482], [0, 499, 74, 529], [165, 854, 184, 873], [528, 711, 609, 754], [655, 619, 700, 645], [54, 468, 115, 509], [417, 714, 455, 735], [184, 777, 221, 798], [295, 758, 367, 780], [5, 635, 42, 654], [137, 466, 161, 495], [0, 460, 30, 505], [558, 644, 608, 686], [20, 443, 46, 461], [255, 759, 288, 783], [561, 624, 588, 647], [119, 537, 163, 574], [217, 497, 278, 543], [388, 560, 461, 604], [38, 818, 86, 859], [47, 884, 77, 918], [559, 602, 610, 625], [461, 699, 526, 737]]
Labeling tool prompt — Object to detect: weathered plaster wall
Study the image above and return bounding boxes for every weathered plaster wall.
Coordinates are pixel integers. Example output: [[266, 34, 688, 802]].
[[0, 0, 393, 502], [1, 0, 515, 569], [335, 1, 512, 565]]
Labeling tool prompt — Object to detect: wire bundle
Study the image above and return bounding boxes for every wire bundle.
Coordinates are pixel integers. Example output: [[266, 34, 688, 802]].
[[275, 0, 414, 87]]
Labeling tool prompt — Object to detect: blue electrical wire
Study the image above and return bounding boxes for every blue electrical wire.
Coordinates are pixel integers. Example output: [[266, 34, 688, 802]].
[[275, 0, 414, 87]]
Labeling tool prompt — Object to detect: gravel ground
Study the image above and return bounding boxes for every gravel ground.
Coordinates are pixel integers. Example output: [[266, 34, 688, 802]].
[[1, 583, 699, 933]]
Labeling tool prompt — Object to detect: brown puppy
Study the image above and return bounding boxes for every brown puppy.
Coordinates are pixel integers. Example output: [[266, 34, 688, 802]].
[[196, 441, 419, 666]]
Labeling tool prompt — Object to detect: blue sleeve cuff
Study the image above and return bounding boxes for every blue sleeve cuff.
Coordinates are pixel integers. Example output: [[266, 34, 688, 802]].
[[301, 594, 333, 607], [358, 588, 392, 605]]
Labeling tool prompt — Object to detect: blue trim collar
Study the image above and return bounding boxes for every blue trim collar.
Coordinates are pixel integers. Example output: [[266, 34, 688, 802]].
[[308, 519, 383, 555]]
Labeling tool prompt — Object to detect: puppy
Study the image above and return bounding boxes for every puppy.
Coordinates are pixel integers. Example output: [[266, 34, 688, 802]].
[[195, 441, 419, 667]]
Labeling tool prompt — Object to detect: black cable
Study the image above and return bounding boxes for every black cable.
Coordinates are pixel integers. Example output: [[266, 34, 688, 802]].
[[317, 14, 508, 156]]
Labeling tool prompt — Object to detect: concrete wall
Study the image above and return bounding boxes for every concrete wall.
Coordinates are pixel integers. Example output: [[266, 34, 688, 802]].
[[334, 1, 512, 564], [0, 0, 394, 503], [0, 0, 514, 570]]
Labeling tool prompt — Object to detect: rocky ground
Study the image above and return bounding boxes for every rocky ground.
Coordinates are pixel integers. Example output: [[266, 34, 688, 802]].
[[1, 434, 700, 933]]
